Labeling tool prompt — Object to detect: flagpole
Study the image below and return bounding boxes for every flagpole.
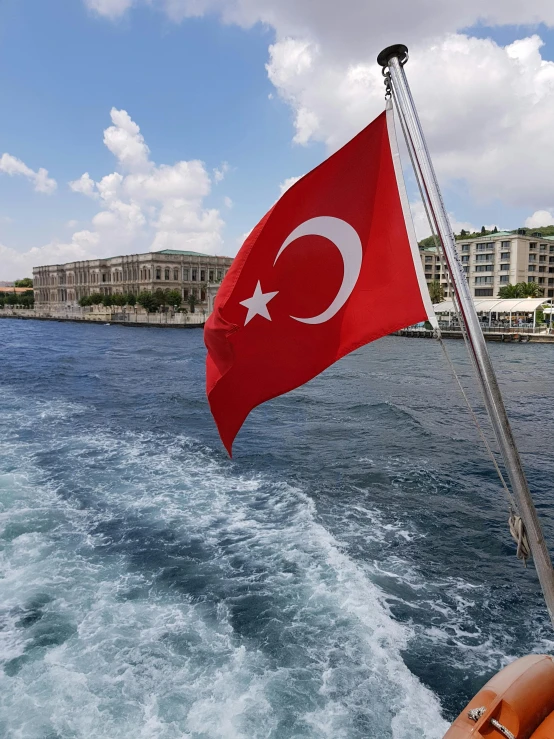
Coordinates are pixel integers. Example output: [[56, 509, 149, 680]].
[[377, 44, 554, 625]]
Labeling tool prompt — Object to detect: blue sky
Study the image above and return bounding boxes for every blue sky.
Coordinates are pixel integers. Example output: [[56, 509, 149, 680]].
[[2, 0, 554, 278]]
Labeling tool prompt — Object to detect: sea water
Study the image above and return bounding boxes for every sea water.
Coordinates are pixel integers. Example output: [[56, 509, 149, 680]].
[[0, 319, 553, 738]]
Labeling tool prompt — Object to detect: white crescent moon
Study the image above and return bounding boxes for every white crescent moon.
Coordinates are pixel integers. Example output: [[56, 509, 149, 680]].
[[273, 216, 363, 324]]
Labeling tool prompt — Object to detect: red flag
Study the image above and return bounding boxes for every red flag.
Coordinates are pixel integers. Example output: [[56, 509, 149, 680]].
[[205, 103, 434, 454]]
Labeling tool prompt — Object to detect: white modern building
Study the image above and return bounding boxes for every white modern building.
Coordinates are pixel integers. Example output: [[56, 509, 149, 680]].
[[420, 230, 554, 299]]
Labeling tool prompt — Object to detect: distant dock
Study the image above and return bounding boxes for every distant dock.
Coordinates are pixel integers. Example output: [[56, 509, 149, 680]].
[[395, 328, 554, 343]]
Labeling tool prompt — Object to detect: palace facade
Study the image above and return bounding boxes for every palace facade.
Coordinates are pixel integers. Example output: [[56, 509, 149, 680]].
[[33, 249, 234, 309]]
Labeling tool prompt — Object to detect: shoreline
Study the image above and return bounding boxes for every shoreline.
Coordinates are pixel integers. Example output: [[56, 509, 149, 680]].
[[394, 328, 554, 343], [2, 314, 552, 341], [0, 314, 204, 329]]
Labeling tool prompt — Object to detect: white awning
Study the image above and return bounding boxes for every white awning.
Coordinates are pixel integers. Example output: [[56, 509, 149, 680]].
[[434, 298, 551, 313]]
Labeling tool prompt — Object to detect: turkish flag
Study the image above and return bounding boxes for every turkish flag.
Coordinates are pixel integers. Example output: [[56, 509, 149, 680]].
[[205, 104, 434, 454]]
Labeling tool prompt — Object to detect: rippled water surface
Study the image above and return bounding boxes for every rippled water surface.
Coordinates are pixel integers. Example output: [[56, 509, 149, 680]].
[[0, 318, 553, 738]]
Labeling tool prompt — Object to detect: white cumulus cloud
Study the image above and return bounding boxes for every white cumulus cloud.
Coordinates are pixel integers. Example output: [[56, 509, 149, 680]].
[[82, 0, 554, 221], [103, 107, 151, 173], [70, 108, 224, 257], [266, 32, 554, 215], [409, 200, 476, 242], [525, 210, 554, 228], [279, 175, 302, 195], [213, 161, 230, 183], [1, 108, 224, 280], [85, 0, 135, 19], [69, 172, 97, 198], [83, 0, 554, 49], [0, 153, 56, 194]]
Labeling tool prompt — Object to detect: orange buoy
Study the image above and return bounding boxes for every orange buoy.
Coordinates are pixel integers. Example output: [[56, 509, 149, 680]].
[[531, 710, 554, 738], [444, 654, 554, 738]]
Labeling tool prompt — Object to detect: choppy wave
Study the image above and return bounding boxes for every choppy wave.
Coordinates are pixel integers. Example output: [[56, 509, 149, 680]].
[[0, 388, 447, 738], [0, 319, 553, 737]]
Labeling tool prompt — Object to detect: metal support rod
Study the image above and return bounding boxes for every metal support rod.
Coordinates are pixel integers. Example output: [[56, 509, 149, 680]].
[[378, 44, 554, 625]]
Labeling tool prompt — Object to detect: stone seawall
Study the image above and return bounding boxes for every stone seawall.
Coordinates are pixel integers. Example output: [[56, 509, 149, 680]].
[[0, 309, 205, 328]]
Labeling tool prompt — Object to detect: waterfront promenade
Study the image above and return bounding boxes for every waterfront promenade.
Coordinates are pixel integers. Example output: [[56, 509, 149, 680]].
[[4, 308, 554, 340], [0, 306, 206, 328]]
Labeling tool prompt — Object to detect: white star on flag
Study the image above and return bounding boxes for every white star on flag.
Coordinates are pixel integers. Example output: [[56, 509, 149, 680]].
[[239, 281, 279, 325]]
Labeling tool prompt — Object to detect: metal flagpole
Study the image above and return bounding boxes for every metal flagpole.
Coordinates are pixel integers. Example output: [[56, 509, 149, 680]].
[[377, 44, 554, 625]]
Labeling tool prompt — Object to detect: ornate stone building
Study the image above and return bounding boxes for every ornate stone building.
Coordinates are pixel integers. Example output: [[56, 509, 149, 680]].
[[33, 249, 234, 309]]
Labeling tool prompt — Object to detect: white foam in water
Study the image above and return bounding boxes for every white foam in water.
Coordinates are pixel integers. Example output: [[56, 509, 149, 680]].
[[0, 389, 449, 738]]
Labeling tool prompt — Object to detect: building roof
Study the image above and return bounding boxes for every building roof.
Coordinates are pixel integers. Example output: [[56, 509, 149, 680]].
[[0, 287, 33, 294], [454, 231, 514, 242], [435, 298, 551, 313], [155, 249, 212, 257], [454, 229, 554, 243]]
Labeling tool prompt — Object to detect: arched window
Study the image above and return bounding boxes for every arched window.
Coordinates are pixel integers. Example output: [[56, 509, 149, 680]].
[[165, 268, 170, 280], [173, 268, 178, 281], [156, 268, 161, 280]]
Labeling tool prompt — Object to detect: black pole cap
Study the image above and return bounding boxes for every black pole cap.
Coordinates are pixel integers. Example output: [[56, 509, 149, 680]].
[[377, 44, 409, 67]]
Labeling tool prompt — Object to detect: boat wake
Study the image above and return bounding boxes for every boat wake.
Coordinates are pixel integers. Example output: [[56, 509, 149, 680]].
[[0, 389, 447, 738]]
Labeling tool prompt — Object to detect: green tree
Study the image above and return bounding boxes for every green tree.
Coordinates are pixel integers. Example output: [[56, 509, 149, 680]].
[[101, 294, 114, 307], [78, 295, 92, 307], [428, 280, 444, 304], [137, 291, 158, 312], [90, 293, 103, 304], [498, 282, 544, 299], [492, 226, 498, 233], [418, 236, 437, 249], [14, 278, 33, 287], [112, 293, 127, 307], [460, 229, 467, 237], [152, 288, 167, 308], [126, 293, 136, 306], [498, 284, 519, 298], [11, 289, 34, 308], [21, 290, 34, 308], [520, 281, 544, 298], [166, 289, 182, 308], [480, 226, 486, 234], [187, 293, 199, 313]]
